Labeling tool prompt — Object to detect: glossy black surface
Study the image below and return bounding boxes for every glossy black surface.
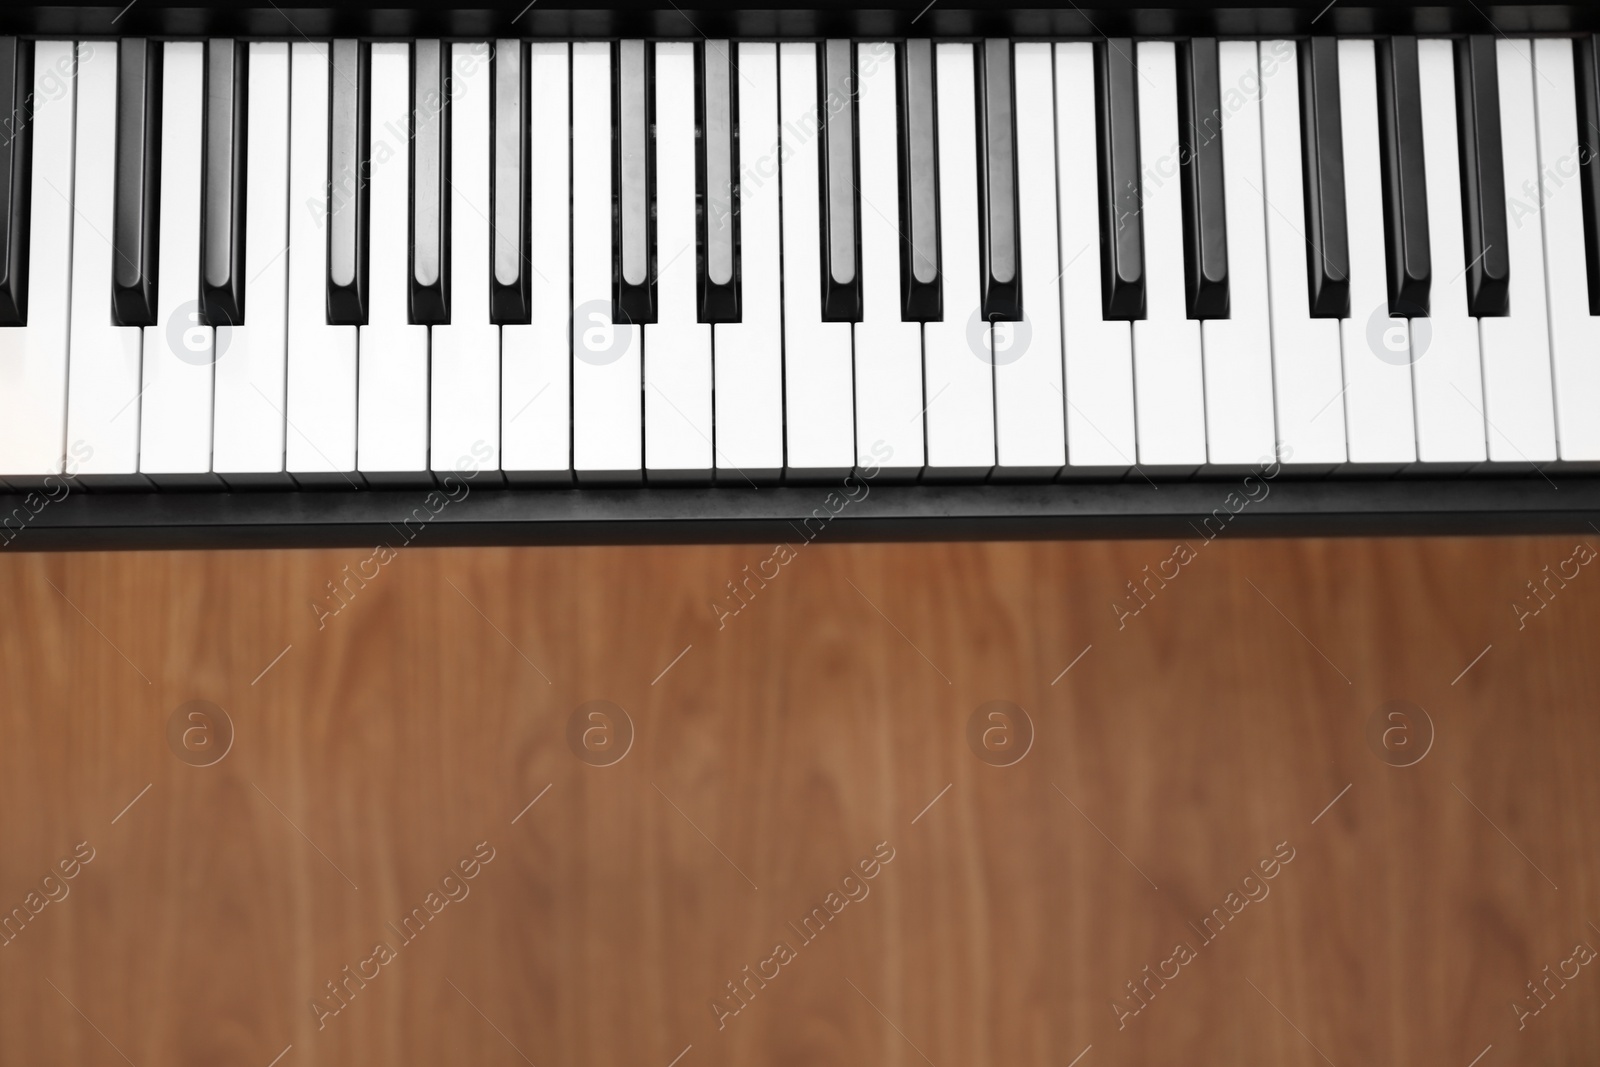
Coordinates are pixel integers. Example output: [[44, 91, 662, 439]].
[[615, 38, 655, 324], [1575, 34, 1600, 316], [896, 37, 934, 321], [0, 38, 31, 328], [491, 37, 529, 324], [1178, 36, 1229, 319], [897, 37, 940, 322], [4, 1, 1592, 40], [698, 39, 740, 323], [201, 38, 247, 327], [410, 38, 449, 324], [1455, 35, 1510, 318], [327, 38, 368, 325], [819, 38, 860, 322], [1299, 36, 1349, 319], [3, 476, 1598, 551], [1096, 38, 1144, 320], [1376, 35, 1431, 316], [977, 37, 1021, 322], [113, 37, 161, 328]]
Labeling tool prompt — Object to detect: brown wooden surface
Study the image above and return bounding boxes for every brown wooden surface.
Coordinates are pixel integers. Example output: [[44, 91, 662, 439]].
[[0, 536, 1597, 1067]]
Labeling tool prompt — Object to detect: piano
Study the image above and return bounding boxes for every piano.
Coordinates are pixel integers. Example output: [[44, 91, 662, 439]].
[[1, 0, 1599, 547]]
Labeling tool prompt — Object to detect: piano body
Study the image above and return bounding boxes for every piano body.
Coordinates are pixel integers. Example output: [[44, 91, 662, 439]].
[[0, 0, 1599, 547]]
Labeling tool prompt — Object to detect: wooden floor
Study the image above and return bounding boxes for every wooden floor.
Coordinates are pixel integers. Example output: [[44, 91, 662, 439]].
[[0, 535, 1597, 1067]]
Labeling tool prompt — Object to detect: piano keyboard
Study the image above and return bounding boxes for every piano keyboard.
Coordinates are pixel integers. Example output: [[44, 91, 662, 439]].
[[0, 32, 1598, 493], [0, 21, 1598, 546]]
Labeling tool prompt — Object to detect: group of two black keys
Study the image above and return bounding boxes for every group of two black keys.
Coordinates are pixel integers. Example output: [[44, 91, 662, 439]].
[[3, 33, 1600, 333]]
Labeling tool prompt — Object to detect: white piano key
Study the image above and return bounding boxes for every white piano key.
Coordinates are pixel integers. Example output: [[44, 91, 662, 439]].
[[1411, 38, 1487, 466], [711, 42, 782, 482], [432, 42, 501, 479], [1260, 39, 1346, 468], [67, 40, 146, 485], [138, 41, 216, 484], [572, 41, 641, 483], [213, 41, 291, 485], [1201, 41, 1278, 470], [644, 41, 713, 480], [1336, 39, 1416, 469], [1131, 41, 1206, 470], [993, 41, 1065, 478], [1479, 39, 1557, 464], [503, 41, 572, 484], [779, 41, 854, 478], [1533, 37, 1600, 465], [852, 40, 923, 478], [0, 40, 75, 483], [359, 42, 431, 485], [922, 42, 995, 479], [1055, 42, 1135, 477], [287, 42, 359, 484]]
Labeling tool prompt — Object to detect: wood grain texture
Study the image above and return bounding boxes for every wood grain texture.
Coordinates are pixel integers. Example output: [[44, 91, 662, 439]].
[[0, 536, 1597, 1067]]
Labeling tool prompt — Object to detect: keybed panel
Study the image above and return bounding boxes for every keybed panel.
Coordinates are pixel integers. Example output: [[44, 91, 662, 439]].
[[5, 31, 1596, 495]]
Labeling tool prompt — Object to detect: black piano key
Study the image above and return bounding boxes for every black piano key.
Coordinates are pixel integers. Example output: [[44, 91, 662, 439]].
[[491, 37, 529, 324], [1177, 37, 1228, 320], [1376, 36, 1431, 316], [819, 38, 861, 322], [1455, 35, 1509, 318], [698, 39, 739, 323], [327, 39, 368, 326], [1575, 34, 1600, 317], [200, 39, 247, 328], [1299, 36, 1349, 319], [898, 37, 940, 322], [0, 38, 31, 327], [1096, 38, 1144, 321], [410, 39, 449, 325], [113, 38, 162, 328], [615, 39, 655, 324], [977, 39, 1021, 322]]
